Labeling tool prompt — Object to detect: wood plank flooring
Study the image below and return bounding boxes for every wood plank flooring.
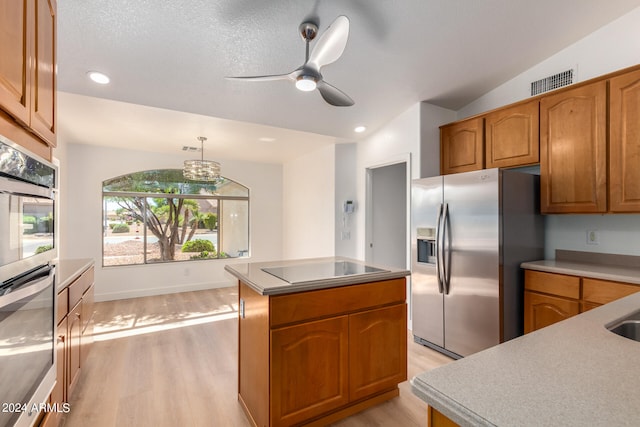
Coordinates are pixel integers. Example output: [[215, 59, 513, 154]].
[[60, 287, 453, 427]]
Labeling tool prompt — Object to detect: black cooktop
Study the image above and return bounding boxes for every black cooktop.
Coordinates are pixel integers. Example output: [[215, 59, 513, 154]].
[[261, 260, 388, 284]]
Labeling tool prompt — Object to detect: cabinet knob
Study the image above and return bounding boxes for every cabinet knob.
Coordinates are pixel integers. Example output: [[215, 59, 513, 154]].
[[57, 335, 65, 343]]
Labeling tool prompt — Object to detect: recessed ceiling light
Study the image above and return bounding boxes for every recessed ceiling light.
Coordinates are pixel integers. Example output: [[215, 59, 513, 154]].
[[87, 71, 110, 84], [258, 137, 276, 142], [354, 126, 366, 133]]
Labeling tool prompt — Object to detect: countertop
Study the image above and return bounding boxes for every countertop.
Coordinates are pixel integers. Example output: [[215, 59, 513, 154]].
[[224, 256, 410, 295], [56, 258, 94, 292], [411, 291, 640, 426], [521, 259, 640, 285]]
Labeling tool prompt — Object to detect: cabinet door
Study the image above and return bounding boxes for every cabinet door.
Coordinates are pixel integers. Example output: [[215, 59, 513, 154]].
[[271, 316, 349, 426], [54, 319, 67, 403], [610, 69, 640, 212], [440, 117, 484, 175], [524, 291, 579, 333], [0, 0, 31, 125], [80, 284, 95, 367], [485, 100, 539, 168], [540, 80, 607, 213], [67, 301, 82, 399], [349, 304, 407, 401], [30, 0, 56, 146]]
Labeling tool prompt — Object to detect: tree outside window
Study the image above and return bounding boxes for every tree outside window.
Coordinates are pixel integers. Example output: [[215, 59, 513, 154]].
[[102, 169, 249, 267]]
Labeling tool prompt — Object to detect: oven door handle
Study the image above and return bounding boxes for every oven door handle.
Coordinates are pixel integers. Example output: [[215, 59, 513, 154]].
[[0, 266, 54, 309]]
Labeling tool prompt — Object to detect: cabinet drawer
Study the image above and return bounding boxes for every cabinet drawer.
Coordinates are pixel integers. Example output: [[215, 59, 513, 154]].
[[270, 278, 406, 327], [582, 278, 640, 305], [81, 283, 95, 332], [68, 266, 94, 308], [524, 270, 580, 299], [56, 287, 68, 325]]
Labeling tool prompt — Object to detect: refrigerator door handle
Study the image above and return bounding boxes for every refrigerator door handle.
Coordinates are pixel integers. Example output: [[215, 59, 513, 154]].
[[435, 203, 444, 294], [442, 203, 451, 295]]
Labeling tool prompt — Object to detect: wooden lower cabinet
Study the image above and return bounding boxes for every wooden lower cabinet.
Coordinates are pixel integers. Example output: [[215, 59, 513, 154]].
[[45, 264, 94, 427], [524, 269, 640, 333], [271, 316, 350, 426], [239, 278, 407, 427], [428, 407, 459, 427]]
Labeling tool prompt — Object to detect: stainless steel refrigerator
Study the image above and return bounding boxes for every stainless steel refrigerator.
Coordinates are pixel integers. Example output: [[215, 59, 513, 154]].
[[411, 168, 543, 359]]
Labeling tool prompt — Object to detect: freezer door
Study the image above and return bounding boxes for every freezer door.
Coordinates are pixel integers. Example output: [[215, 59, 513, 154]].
[[411, 177, 444, 348], [443, 169, 500, 357]]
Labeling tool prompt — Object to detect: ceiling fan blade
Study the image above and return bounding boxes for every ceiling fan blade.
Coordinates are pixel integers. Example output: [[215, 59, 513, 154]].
[[307, 16, 349, 71], [225, 72, 294, 82], [317, 80, 354, 107]]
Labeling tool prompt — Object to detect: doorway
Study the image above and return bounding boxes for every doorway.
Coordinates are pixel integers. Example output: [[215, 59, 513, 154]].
[[365, 161, 408, 269]]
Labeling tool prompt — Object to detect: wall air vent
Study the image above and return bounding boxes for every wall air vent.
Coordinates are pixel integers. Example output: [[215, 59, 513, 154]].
[[182, 146, 200, 152], [530, 69, 574, 96]]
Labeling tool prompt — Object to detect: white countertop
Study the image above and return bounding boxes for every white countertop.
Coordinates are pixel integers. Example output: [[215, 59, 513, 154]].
[[411, 291, 640, 426], [521, 259, 640, 285], [224, 256, 410, 295]]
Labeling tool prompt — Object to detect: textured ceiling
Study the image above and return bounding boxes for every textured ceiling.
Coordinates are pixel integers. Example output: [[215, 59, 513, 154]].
[[56, 0, 640, 162]]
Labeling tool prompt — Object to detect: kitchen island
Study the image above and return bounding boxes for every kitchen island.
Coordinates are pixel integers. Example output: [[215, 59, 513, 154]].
[[410, 291, 640, 426], [225, 257, 410, 427]]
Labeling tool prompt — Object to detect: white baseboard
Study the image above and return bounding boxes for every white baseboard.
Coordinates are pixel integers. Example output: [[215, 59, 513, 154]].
[[95, 279, 235, 302]]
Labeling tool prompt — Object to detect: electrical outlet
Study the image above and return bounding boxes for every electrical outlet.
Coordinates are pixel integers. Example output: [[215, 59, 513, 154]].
[[586, 230, 600, 245]]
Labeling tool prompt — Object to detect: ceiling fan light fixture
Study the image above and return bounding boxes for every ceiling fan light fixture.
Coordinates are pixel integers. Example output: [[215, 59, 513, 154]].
[[183, 136, 221, 181], [295, 75, 317, 92]]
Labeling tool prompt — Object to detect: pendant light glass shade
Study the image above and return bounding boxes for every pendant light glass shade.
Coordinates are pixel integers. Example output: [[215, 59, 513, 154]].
[[183, 137, 221, 181]]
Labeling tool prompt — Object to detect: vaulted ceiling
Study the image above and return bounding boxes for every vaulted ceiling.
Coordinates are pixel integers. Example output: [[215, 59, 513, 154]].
[[57, 0, 640, 163]]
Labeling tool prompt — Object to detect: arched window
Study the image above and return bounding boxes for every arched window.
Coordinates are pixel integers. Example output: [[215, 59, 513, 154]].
[[102, 169, 249, 267]]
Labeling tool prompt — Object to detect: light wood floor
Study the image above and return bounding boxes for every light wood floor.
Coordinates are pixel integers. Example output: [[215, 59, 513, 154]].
[[60, 287, 453, 427]]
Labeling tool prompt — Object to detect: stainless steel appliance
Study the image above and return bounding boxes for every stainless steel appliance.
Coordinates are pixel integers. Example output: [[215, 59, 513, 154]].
[[411, 168, 543, 359], [0, 136, 57, 427]]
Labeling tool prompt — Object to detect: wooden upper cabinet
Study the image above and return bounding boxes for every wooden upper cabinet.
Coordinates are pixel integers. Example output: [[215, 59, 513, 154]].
[[609, 68, 640, 212], [30, 0, 56, 146], [440, 117, 484, 175], [540, 80, 607, 213], [0, 1, 31, 126], [485, 99, 539, 168], [0, 0, 56, 149]]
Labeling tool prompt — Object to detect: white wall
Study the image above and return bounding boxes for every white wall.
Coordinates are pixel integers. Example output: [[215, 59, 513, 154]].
[[335, 143, 358, 258], [355, 103, 421, 261], [454, 5, 640, 258], [282, 144, 335, 259], [458, 6, 640, 119], [61, 143, 283, 301]]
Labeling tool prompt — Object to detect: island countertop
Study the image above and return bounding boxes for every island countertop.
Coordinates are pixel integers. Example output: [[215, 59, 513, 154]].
[[411, 291, 640, 426], [224, 256, 410, 295]]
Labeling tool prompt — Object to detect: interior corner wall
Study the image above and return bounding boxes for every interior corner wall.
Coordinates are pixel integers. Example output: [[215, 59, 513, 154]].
[[61, 143, 283, 301], [420, 102, 456, 178], [282, 144, 336, 259], [454, 5, 640, 259]]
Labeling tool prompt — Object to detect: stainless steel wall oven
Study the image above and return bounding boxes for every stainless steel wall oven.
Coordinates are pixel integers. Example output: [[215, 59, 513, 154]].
[[0, 136, 57, 427]]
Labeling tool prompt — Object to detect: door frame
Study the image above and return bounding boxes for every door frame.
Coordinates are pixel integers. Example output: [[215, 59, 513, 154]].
[[364, 153, 412, 271]]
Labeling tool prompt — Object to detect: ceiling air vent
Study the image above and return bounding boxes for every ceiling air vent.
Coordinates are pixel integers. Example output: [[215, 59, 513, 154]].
[[530, 69, 574, 96], [182, 146, 200, 152]]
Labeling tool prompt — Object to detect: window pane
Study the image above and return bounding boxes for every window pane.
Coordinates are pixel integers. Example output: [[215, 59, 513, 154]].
[[103, 169, 248, 197], [103, 196, 145, 266], [220, 200, 249, 258], [181, 199, 219, 260]]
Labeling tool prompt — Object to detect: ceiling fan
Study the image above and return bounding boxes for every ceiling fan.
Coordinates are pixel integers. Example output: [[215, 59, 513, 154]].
[[227, 15, 354, 107]]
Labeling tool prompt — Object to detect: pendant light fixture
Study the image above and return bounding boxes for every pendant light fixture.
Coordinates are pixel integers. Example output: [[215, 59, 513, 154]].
[[183, 136, 221, 181]]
